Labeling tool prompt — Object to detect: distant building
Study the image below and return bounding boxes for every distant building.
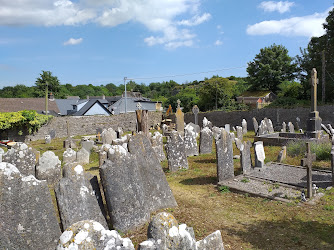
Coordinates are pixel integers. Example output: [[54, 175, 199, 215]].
[[236, 91, 277, 109]]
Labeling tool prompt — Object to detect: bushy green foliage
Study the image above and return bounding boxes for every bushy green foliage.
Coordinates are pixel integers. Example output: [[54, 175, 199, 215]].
[[287, 140, 332, 161], [0, 110, 52, 134]]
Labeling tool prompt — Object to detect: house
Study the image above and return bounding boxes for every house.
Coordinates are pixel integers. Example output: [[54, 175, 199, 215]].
[[236, 91, 277, 109], [110, 97, 162, 115], [0, 98, 60, 116]]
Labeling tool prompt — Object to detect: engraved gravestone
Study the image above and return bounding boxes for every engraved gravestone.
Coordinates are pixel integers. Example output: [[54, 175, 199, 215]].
[[151, 131, 166, 162], [254, 141, 265, 168], [242, 119, 247, 135], [192, 105, 199, 126], [175, 99, 185, 136], [252, 117, 259, 135], [200, 127, 213, 154], [36, 151, 61, 185], [216, 129, 234, 182], [240, 141, 252, 174], [184, 124, 199, 157], [166, 131, 188, 171]]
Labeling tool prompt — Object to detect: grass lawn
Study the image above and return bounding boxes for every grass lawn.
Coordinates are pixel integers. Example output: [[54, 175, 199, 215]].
[[29, 131, 334, 249]]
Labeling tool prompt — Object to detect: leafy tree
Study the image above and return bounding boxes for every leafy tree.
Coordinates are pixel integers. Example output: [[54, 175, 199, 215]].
[[34, 71, 61, 97], [168, 87, 199, 112], [277, 81, 303, 99], [247, 44, 297, 93]]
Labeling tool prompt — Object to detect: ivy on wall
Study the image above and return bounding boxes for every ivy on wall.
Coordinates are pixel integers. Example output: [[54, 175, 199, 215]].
[[0, 110, 52, 135]]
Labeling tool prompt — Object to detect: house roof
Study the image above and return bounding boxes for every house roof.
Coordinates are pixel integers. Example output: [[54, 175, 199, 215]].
[[0, 98, 60, 114], [55, 99, 86, 115], [238, 91, 273, 98], [73, 99, 112, 116], [111, 97, 158, 114]]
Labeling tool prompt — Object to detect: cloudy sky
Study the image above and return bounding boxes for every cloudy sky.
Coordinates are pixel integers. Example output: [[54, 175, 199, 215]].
[[0, 0, 333, 87]]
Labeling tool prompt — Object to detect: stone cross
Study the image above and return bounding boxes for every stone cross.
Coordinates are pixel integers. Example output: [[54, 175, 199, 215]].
[[301, 142, 316, 198], [192, 105, 199, 125], [177, 99, 181, 110], [136, 102, 142, 110], [311, 68, 318, 112]]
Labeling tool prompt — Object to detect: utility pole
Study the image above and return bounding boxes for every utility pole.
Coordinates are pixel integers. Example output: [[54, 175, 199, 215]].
[[322, 50, 326, 103], [124, 77, 127, 113], [45, 80, 48, 115]]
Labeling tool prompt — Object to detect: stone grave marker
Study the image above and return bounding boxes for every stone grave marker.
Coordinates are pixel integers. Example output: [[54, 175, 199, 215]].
[[254, 141, 265, 168], [162, 124, 168, 136], [99, 150, 107, 167], [301, 142, 316, 198], [151, 131, 166, 162], [267, 119, 275, 133], [49, 129, 56, 139], [0, 147, 4, 162], [236, 126, 243, 141], [55, 164, 107, 230], [212, 126, 222, 141], [63, 148, 76, 164], [175, 99, 185, 136], [136, 109, 149, 136], [242, 119, 247, 135], [203, 117, 212, 129], [281, 122, 287, 132], [101, 128, 117, 145], [277, 146, 287, 163], [116, 126, 124, 138], [45, 134, 51, 144], [36, 151, 61, 185], [81, 140, 94, 153], [0, 162, 61, 249], [296, 117, 301, 131], [288, 122, 295, 133], [184, 124, 199, 157], [186, 122, 200, 136], [252, 117, 259, 135], [199, 127, 213, 154], [216, 129, 234, 182], [240, 141, 252, 174], [258, 120, 267, 135], [192, 105, 200, 125], [166, 131, 188, 171], [224, 124, 230, 133], [76, 147, 90, 165], [3, 142, 36, 176]]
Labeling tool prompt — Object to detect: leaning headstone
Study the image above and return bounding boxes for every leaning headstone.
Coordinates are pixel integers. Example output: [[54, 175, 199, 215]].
[[76, 147, 90, 165], [240, 141, 252, 174], [128, 134, 177, 211], [288, 122, 295, 133], [252, 117, 259, 135], [258, 120, 267, 135], [184, 124, 199, 157], [166, 131, 189, 171], [2, 142, 36, 176], [216, 129, 234, 182], [63, 148, 77, 164], [277, 146, 287, 163], [192, 105, 200, 125], [254, 141, 265, 168], [45, 134, 51, 144], [200, 127, 213, 154], [100, 146, 149, 232], [101, 128, 117, 144], [186, 122, 200, 136], [175, 99, 185, 136], [236, 126, 243, 141], [81, 140, 94, 154], [55, 164, 107, 230], [281, 122, 287, 132], [56, 220, 134, 250], [196, 230, 225, 250], [234, 138, 243, 151], [242, 119, 247, 135], [0, 162, 61, 249], [151, 131, 166, 162], [36, 151, 61, 185]]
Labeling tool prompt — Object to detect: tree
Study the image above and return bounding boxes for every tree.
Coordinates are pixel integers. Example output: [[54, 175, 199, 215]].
[[34, 71, 61, 97], [247, 44, 297, 93]]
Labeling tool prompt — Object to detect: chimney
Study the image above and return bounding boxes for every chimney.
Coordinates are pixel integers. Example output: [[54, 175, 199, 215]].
[[87, 95, 89, 100], [48, 92, 54, 101]]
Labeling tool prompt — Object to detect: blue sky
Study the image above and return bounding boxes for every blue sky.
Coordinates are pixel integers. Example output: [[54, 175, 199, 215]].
[[0, 0, 333, 88]]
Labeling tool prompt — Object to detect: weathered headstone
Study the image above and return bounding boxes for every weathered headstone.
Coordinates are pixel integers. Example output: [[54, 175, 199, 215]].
[[192, 105, 200, 125], [288, 122, 295, 133], [162, 124, 168, 136], [0, 162, 61, 249], [45, 134, 51, 144], [258, 120, 267, 135], [301, 142, 316, 198], [184, 124, 199, 157], [151, 131, 166, 162], [101, 128, 117, 144], [136, 109, 149, 136], [200, 127, 213, 154], [56, 220, 134, 250], [99, 150, 107, 167], [252, 117, 259, 135], [267, 119, 275, 133], [234, 138, 243, 150], [224, 124, 230, 133], [212, 126, 222, 141], [216, 129, 234, 182], [196, 230, 225, 250], [3, 142, 36, 176], [240, 141, 252, 174], [236, 126, 243, 141], [281, 122, 287, 132], [76, 147, 90, 165], [128, 135, 177, 212], [254, 141, 265, 168], [55, 164, 107, 230], [63, 148, 77, 164], [175, 99, 185, 136], [166, 131, 189, 171], [36, 151, 61, 185], [277, 146, 287, 163], [116, 127, 124, 139], [81, 140, 94, 154], [242, 119, 247, 135], [296, 117, 301, 131], [203, 117, 212, 129]]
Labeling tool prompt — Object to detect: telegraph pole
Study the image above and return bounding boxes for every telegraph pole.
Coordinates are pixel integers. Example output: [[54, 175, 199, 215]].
[[124, 77, 127, 113], [45, 80, 48, 115], [322, 50, 326, 103]]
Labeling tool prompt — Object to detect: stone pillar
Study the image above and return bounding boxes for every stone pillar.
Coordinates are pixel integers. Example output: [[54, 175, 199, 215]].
[[136, 109, 149, 136]]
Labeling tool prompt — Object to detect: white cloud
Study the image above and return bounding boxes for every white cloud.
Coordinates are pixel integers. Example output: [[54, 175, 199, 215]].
[[259, 1, 295, 14], [247, 8, 331, 37], [63, 38, 83, 45], [0, 0, 209, 49], [215, 40, 223, 46]]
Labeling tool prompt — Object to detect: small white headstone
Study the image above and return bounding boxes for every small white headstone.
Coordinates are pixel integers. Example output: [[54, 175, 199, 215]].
[[254, 141, 265, 168]]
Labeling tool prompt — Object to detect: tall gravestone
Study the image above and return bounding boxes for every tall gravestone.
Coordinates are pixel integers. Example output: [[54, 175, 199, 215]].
[[216, 129, 234, 182], [151, 131, 166, 162], [101, 128, 117, 145], [0, 162, 61, 249], [240, 141, 252, 174], [175, 99, 185, 136], [0, 147, 4, 162], [184, 124, 199, 157], [199, 127, 213, 154], [306, 68, 322, 138], [281, 122, 287, 132], [252, 117, 259, 135], [301, 142, 316, 198], [242, 119, 247, 135], [192, 105, 199, 126], [236, 126, 243, 141], [166, 131, 189, 171], [288, 122, 294, 133], [136, 104, 149, 136], [254, 141, 265, 168]]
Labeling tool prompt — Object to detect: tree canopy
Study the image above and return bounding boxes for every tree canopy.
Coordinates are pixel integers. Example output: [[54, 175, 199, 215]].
[[34, 71, 61, 97]]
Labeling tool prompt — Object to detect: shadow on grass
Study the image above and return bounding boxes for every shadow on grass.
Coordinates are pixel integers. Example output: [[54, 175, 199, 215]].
[[224, 218, 334, 249], [88, 166, 99, 171], [180, 176, 217, 185], [193, 158, 217, 164]]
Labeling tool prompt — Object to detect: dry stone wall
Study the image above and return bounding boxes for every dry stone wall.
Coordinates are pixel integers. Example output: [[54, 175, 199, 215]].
[[26, 112, 162, 141]]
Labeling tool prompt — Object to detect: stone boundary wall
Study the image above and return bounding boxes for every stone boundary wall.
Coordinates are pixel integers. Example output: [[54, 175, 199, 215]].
[[26, 112, 162, 141], [184, 105, 334, 130]]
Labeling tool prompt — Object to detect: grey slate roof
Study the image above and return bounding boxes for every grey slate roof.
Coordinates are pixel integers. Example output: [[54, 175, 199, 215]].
[[55, 99, 85, 115], [73, 99, 112, 116], [111, 97, 158, 115]]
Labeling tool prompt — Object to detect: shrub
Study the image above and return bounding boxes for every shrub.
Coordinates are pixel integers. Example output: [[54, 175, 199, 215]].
[[287, 140, 332, 161]]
